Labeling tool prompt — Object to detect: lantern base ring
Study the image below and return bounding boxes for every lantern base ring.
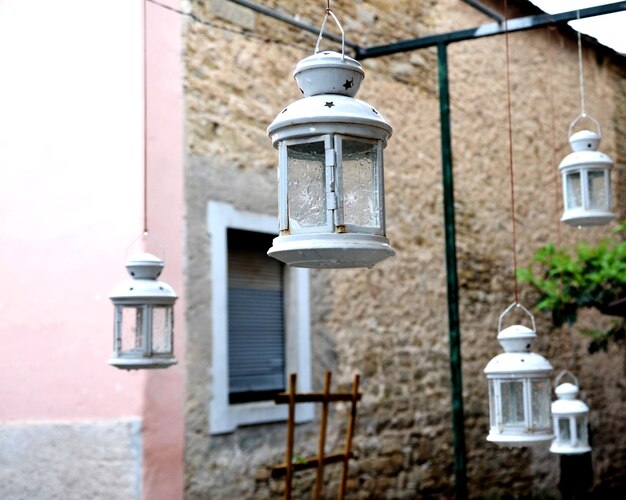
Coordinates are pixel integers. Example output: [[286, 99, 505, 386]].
[[108, 356, 177, 370], [561, 208, 615, 227], [550, 443, 592, 455], [268, 232, 395, 269], [487, 430, 554, 447]]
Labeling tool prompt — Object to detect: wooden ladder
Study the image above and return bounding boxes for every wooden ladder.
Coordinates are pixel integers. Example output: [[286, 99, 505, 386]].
[[271, 371, 362, 500]]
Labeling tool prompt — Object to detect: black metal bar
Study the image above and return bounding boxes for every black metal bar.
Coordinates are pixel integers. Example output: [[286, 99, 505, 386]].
[[438, 42, 468, 500], [461, 0, 505, 23], [356, 2, 626, 59], [227, 0, 362, 50]]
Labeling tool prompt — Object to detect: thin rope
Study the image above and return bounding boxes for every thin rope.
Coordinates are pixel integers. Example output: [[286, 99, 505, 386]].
[[504, 0, 518, 303], [547, 26, 561, 246], [576, 10, 586, 116], [326, 0, 331, 14], [143, 0, 149, 235]]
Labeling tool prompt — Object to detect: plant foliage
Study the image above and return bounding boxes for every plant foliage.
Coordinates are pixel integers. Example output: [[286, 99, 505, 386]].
[[517, 222, 626, 352]]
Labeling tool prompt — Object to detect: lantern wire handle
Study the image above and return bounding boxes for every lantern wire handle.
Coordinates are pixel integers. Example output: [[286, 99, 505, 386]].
[[314, 7, 345, 61], [498, 302, 536, 334], [125, 231, 166, 262], [555, 369, 580, 389], [568, 113, 601, 139]]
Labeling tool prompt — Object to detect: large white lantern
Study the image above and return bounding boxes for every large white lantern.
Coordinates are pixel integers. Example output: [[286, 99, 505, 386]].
[[550, 371, 591, 455], [484, 303, 554, 446], [560, 115, 614, 227], [267, 16, 393, 269], [109, 253, 177, 369]]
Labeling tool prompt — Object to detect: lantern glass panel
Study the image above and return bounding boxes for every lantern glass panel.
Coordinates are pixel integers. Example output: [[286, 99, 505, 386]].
[[287, 141, 327, 229], [588, 170, 607, 209], [501, 381, 525, 426], [565, 172, 583, 209], [119, 306, 144, 353], [576, 417, 588, 445], [152, 306, 173, 353], [531, 379, 551, 428], [558, 418, 571, 442], [342, 139, 379, 228]]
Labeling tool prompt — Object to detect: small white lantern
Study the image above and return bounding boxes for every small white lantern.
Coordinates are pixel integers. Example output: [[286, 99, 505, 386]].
[[109, 252, 177, 369], [560, 115, 614, 227], [484, 303, 554, 446], [550, 371, 591, 455], [267, 14, 394, 269]]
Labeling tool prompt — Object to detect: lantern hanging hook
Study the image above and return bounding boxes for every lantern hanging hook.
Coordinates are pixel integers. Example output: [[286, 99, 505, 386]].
[[554, 369, 580, 389], [125, 230, 166, 262], [498, 301, 536, 334], [315, 7, 346, 61], [568, 112, 601, 139]]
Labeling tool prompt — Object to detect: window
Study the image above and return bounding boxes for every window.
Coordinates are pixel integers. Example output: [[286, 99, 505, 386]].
[[208, 201, 313, 434]]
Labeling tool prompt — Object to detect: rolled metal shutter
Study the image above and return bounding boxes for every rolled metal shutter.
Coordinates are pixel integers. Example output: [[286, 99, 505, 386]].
[[227, 229, 285, 404]]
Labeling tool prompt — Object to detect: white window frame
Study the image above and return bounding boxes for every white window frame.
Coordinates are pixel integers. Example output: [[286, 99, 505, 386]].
[[208, 201, 313, 434]]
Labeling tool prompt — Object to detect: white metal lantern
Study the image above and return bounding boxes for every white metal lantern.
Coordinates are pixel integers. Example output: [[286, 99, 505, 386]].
[[267, 12, 394, 269], [560, 115, 614, 227], [550, 371, 591, 455], [484, 303, 554, 446], [109, 252, 177, 369]]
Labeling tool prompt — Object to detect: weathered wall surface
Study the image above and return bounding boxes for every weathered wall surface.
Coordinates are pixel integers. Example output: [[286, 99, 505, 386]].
[[184, 0, 626, 498], [0, 419, 142, 500]]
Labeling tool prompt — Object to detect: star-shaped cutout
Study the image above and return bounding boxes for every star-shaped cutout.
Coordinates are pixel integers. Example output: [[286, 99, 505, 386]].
[[324, 101, 335, 108], [343, 78, 354, 90]]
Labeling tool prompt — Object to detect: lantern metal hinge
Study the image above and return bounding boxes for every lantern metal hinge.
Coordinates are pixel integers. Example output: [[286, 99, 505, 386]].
[[326, 146, 339, 217]]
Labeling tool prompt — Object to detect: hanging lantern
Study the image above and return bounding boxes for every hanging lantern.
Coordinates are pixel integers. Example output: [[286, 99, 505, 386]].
[[109, 252, 177, 369], [550, 371, 591, 455], [267, 11, 394, 269], [560, 115, 614, 227], [484, 303, 554, 446]]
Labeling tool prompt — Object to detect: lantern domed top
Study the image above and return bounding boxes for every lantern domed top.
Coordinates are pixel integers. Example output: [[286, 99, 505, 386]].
[[497, 324, 535, 353], [110, 252, 177, 304], [553, 382, 589, 414], [560, 131, 612, 172], [268, 94, 392, 147], [485, 304, 553, 377], [294, 51, 365, 97], [126, 252, 164, 279], [569, 129, 600, 152]]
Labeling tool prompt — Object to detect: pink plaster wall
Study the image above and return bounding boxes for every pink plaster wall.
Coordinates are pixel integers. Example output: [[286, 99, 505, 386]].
[[0, 0, 147, 421], [0, 0, 186, 497], [141, 1, 186, 499]]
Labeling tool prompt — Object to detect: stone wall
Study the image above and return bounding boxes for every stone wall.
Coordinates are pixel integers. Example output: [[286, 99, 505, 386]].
[[184, 0, 626, 497]]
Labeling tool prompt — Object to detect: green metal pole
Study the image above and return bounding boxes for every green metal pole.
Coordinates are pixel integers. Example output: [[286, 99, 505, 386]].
[[437, 42, 468, 500]]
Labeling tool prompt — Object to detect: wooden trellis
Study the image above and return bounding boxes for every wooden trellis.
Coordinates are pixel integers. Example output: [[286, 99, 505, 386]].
[[271, 372, 362, 500]]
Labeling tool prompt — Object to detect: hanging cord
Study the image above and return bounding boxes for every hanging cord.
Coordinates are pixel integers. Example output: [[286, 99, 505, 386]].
[[576, 10, 586, 117], [547, 26, 562, 246], [504, 0, 519, 303], [143, 0, 149, 235], [326, 0, 331, 14]]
